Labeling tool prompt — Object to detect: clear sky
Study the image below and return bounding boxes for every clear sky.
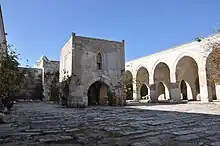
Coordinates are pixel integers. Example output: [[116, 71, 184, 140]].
[[1, 0, 220, 67]]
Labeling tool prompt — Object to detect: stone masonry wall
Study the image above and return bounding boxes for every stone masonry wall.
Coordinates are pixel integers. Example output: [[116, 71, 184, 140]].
[[34, 56, 59, 101], [16, 67, 43, 100]]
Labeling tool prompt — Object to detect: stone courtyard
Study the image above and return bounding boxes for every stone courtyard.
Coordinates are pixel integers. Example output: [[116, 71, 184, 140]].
[[1, 102, 220, 146]]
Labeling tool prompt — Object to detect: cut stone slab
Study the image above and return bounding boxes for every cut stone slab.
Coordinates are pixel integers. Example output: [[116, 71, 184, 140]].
[[210, 141, 220, 146], [172, 130, 196, 135], [130, 131, 161, 139], [65, 128, 80, 132], [39, 135, 73, 143], [174, 134, 199, 141]]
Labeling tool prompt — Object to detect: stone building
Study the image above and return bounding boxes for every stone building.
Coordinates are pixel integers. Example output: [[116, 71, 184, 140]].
[[125, 33, 220, 103], [0, 4, 6, 55], [34, 56, 59, 100], [59, 33, 125, 107]]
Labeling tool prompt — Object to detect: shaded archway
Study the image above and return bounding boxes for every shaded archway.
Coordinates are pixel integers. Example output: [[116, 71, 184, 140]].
[[87, 81, 110, 105], [175, 56, 200, 101], [153, 62, 170, 100], [157, 82, 169, 100], [136, 67, 149, 100], [180, 80, 193, 100], [140, 84, 149, 99], [125, 70, 133, 100]]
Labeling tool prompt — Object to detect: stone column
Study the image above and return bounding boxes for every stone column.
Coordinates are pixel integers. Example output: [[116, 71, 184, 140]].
[[170, 83, 181, 102], [132, 82, 138, 101], [149, 74, 156, 101], [198, 68, 209, 103], [215, 84, 220, 101], [170, 72, 181, 102]]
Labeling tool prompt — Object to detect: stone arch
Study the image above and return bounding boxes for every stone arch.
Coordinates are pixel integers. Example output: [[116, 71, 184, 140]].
[[87, 81, 109, 105], [173, 52, 199, 71], [136, 66, 150, 100], [139, 84, 150, 100], [152, 59, 168, 75], [157, 82, 170, 100], [175, 55, 200, 100], [96, 52, 103, 70], [180, 80, 193, 100], [84, 76, 114, 97], [153, 62, 171, 100], [125, 70, 133, 100], [85, 76, 115, 106]]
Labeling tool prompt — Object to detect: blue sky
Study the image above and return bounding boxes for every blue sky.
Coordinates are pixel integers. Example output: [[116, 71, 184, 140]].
[[1, 0, 220, 67]]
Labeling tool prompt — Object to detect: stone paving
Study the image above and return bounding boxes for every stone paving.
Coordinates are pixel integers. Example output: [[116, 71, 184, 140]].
[[1, 102, 220, 146]]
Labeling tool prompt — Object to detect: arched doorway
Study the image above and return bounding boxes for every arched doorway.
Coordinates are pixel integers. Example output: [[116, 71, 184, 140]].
[[140, 84, 149, 99], [180, 80, 187, 100], [157, 82, 169, 100], [153, 62, 170, 100], [175, 56, 200, 101], [87, 81, 110, 105], [180, 80, 193, 100], [136, 67, 149, 100], [125, 70, 133, 100]]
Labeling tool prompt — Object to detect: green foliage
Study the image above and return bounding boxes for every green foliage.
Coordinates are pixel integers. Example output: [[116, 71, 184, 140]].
[[59, 75, 71, 106], [47, 71, 60, 103], [0, 45, 24, 109], [124, 78, 134, 100], [206, 39, 220, 84]]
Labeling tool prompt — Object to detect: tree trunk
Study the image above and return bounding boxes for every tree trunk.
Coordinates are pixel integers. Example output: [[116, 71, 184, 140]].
[[0, 98, 4, 112]]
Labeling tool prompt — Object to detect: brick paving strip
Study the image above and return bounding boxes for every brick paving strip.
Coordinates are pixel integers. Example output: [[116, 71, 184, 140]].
[[1, 102, 220, 145]]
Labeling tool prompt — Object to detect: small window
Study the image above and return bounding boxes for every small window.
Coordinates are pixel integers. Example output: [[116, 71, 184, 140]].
[[97, 52, 102, 70]]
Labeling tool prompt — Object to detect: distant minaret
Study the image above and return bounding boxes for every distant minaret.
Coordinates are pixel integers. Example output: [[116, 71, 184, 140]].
[[0, 4, 7, 56]]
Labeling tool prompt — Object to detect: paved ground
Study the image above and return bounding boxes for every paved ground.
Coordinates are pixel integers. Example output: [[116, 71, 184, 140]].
[[1, 102, 220, 146]]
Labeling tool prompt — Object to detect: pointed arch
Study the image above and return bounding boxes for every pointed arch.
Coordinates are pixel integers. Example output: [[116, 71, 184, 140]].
[[97, 52, 102, 70], [153, 62, 171, 100], [175, 55, 200, 100], [125, 70, 133, 100], [136, 66, 150, 100]]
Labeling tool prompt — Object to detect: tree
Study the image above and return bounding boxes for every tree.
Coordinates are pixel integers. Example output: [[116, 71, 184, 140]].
[[46, 71, 60, 103], [0, 44, 24, 111], [202, 33, 220, 84]]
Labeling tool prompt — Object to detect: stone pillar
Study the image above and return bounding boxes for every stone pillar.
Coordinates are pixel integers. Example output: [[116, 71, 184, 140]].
[[198, 69, 209, 103], [150, 84, 157, 101], [132, 82, 138, 101], [114, 86, 126, 106], [169, 72, 181, 102], [170, 83, 181, 102], [215, 84, 220, 101]]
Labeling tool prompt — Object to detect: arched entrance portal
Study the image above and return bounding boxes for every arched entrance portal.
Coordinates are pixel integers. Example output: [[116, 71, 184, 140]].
[[140, 84, 149, 99], [175, 56, 200, 101], [125, 70, 133, 100], [180, 80, 193, 100], [87, 81, 110, 105], [181, 80, 187, 100], [153, 62, 171, 100], [157, 82, 169, 100], [136, 67, 149, 100]]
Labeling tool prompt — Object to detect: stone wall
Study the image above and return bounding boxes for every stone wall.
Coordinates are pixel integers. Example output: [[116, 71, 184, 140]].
[[60, 33, 126, 107], [16, 67, 43, 100], [34, 56, 59, 100]]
